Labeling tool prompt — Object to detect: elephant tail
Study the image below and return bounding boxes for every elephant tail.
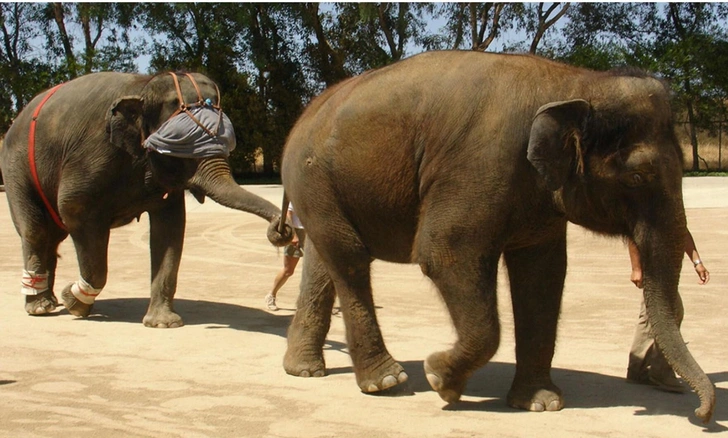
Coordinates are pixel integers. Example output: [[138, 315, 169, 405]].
[[268, 191, 293, 247]]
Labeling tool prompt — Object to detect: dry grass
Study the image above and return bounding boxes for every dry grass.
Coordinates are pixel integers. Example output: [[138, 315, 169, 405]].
[[676, 125, 728, 171]]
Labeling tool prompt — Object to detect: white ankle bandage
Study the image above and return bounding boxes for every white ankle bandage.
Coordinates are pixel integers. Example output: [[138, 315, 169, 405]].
[[71, 278, 102, 305], [21, 270, 49, 295]]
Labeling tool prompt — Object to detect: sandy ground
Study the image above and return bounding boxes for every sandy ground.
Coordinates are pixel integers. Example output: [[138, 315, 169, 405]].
[[0, 179, 726, 438]]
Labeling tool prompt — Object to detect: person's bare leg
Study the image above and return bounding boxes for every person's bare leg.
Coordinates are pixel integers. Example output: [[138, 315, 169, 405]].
[[266, 255, 299, 311]]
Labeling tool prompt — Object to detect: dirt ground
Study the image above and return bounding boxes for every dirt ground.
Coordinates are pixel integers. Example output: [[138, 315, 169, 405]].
[[0, 179, 726, 437]]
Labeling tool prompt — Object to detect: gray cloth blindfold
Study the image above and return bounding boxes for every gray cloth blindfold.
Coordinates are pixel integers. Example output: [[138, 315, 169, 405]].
[[144, 106, 236, 158]]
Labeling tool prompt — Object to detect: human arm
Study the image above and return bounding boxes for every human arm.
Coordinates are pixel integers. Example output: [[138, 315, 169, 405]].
[[628, 238, 644, 289], [684, 230, 709, 285]]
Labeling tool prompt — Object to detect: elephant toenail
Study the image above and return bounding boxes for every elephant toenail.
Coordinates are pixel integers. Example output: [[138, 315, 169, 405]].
[[425, 373, 442, 391], [547, 400, 561, 411], [381, 375, 397, 389], [300, 370, 311, 378], [312, 370, 325, 378], [367, 383, 379, 392], [397, 371, 408, 383], [530, 402, 545, 412]]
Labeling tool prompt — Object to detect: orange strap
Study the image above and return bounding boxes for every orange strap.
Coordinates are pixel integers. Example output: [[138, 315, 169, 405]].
[[29, 83, 67, 232], [164, 72, 223, 138], [183, 73, 204, 102]]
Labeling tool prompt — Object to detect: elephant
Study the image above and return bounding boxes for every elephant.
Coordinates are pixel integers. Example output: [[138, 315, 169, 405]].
[[0, 71, 291, 327], [275, 51, 715, 422]]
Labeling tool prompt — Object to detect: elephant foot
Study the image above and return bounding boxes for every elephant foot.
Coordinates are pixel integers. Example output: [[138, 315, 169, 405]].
[[61, 285, 93, 317], [507, 381, 564, 412], [424, 351, 468, 403], [357, 357, 408, 394], [143, 307, 184, 328], [283, 346, 326, 378], [25, 290, 58, 315]]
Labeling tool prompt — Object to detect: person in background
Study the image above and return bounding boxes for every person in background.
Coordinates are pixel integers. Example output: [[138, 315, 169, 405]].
[[265, 203, 305, 311], [626, 229, 710, 392]]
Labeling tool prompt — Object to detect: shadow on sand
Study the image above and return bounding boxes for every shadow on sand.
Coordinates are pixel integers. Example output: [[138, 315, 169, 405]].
[[52, 297, 349, 351], [48, 297, 726, 429], [327, 359, 728, 429], [46, 297, 293, 334]]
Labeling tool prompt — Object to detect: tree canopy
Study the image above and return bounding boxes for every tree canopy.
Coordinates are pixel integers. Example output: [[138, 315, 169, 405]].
[[1, 2, 727, 176]]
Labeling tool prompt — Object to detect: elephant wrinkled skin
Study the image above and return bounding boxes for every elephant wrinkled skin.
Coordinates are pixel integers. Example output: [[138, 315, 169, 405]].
[[277, 51, 715, 423], [0, 72, 291, 327]]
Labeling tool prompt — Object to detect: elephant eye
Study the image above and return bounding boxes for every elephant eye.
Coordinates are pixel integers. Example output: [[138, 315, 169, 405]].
[[620, 170, 652, 188]]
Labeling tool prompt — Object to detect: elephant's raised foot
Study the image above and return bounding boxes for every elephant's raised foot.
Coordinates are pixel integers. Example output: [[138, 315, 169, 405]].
[[25, 290, 58, 315], [142, 309, 184, 328], [283, 348, 326, 378], [507, 383, 564, 412], [357, 359, 408, 394], [61, 285, 93, 317], [424, 352, 468, 403]]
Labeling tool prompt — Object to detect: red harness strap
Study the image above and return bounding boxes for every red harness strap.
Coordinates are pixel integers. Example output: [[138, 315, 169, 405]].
[[28, 83, 68, 232]]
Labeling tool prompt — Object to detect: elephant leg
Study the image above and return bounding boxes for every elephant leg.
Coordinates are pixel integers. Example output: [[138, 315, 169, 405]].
[[336, 259, 407, 393], [503, 234, 566, 412], [284, 240, 335, 378], [21, 237, 62, 315], [8, 193, 66, 315], [143, 193, 185, 328], [307, 221, 406, 393], [420, 248, 501, 403], [61, 224, 111, 317]]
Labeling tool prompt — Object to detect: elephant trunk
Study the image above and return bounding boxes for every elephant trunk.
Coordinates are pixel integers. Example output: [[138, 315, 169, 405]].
[[637, 223, 715, 423], [187, 157, 293, 246]]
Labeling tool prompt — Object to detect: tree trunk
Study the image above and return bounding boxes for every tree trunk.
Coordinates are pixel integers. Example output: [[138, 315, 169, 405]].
[[684, 79, 701, 171], [52, 2, 77, 78]]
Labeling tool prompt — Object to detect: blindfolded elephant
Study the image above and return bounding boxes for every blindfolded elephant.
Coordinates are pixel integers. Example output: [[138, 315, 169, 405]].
[[1, 71, 291, 327], [277, 51, 715, 422]]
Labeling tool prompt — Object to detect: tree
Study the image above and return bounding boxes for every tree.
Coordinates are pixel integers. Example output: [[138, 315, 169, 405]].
[[526, 2, 570, 54], [333, 3, 430, 69], [41, 3, 138, 79], [436, 3, 511, 52], [139, 3, 309, 176], [659, 3, 728, 171], [295, 3, 349, 87], [0, 3, 53, 132], [241, 4, 308, 174]]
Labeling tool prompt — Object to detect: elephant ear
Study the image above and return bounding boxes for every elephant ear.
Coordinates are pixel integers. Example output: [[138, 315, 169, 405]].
[[527, 99, 591, 191], [106, 95, 144, 156]]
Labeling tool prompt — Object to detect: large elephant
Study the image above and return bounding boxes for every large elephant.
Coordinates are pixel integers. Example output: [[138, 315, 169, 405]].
[[276, 51, 715, 422], [0, 71, 291, 327]]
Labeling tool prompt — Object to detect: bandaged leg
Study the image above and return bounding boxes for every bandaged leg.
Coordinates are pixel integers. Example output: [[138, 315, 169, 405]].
[[70, 277, 102, 305], [21, 270, 49, 295]]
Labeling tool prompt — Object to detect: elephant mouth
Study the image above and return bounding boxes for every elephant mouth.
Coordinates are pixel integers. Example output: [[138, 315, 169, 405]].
[[145, 153, 199, 194]]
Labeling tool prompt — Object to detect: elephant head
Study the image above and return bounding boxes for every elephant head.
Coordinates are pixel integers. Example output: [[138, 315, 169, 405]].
[[105, 72, 293, 243], [527, 74, 715, 423]]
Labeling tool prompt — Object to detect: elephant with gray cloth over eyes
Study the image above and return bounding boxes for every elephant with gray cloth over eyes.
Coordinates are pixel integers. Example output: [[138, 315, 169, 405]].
[[274, 51, 716, 423], [0, 71, 292, 327]]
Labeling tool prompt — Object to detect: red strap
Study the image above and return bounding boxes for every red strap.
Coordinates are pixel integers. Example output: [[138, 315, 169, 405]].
[[29, 83, 67, 232]]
